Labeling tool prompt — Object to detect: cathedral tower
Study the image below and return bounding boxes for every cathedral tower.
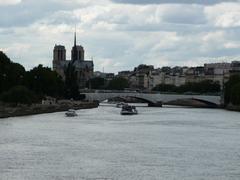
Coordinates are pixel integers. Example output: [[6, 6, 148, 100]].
[[71, 31, 84, 61], [53, 45, 66, 79], [52, 29, 94, 88]]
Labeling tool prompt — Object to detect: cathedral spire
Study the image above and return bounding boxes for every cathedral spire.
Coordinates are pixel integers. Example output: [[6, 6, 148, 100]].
[[71, 26, 85, 62], [74, 26, 76, 47]]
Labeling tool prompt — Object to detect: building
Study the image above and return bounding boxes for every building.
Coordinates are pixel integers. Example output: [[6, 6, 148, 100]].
[[204, 63, 231, 89], [230, 61, 240, 74], [53, 32, 94, 89], [116, 61, 240, 91], [148, 69, 164, 90], [129, 72, 149, 90], [204, 63, 231, 75], [118, 71, 132, 80], [41, 96, 56, 105], [128, 65, 154, 90], [185, 67, 205, 83]]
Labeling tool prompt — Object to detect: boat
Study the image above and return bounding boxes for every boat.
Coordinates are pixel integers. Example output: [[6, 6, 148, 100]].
[[65, 109, 78, 117], [116, 102, 127, 108], [121, 105, 138, 115]]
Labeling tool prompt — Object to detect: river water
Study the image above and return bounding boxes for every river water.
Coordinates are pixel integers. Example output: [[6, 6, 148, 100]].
[[0, 105, 240, 180]]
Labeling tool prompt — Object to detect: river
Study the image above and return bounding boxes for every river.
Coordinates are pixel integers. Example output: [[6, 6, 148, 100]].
[[0, 105, 240, 180]]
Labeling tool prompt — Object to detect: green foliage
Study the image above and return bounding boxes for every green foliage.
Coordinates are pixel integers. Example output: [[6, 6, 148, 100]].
[[0, 52, 89, 102], [230, 83, 240, 105], [107, 77, 129, 90], [153, 80, 221, 94], [224, 75, 240, 105], [0, 51, 11, 67], [178, 80, 220, 94], [87, 77, 105, 89], [0, 52, 66, 102], [0, 86, 38, 105], [64, 63, 81, 100], [0, 51, 26, 93], [25, 65, 64, 97], [152, 84, 177, 92]]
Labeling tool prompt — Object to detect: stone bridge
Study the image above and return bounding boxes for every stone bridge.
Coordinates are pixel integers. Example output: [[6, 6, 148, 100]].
[[84, 92, 221, 107]]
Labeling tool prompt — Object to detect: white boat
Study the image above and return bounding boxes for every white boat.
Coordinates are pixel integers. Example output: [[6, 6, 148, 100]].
[[116, 102, 127, 108], [65, 109, 78, 117], [121, 105, 138, 115]]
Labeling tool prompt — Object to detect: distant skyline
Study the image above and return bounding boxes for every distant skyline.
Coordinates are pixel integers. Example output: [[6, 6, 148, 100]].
[[1, 0, 240, 73]]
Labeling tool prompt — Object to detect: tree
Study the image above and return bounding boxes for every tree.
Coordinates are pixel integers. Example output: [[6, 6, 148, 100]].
[[0, 86, 38, 105], [26, 65, 64, 97], [152, 80, 220, 94], [107, 77, 129, 90], [0, 52, 89, 102], [0, 51, 26, 93], [224, 75, 240, 106], [87, 77, 105, 89], [64, 63, 80, 99], [152, 84, 176, 92], [230, 83, 240, 105], [177, 80, 220, 94]]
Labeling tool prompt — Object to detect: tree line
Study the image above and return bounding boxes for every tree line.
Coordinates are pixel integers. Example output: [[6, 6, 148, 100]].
[[0, 52, 130, 104], [224, 75, 240, 106], [2, 51, 240, 106], [0, 52, 83, 104], [87, 77, 129, 90], [152, 80, 221, 94], [152, 75, 240, 106]]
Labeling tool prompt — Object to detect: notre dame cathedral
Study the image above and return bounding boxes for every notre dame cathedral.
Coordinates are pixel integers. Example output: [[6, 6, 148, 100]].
[[52, 32, 94, 89]]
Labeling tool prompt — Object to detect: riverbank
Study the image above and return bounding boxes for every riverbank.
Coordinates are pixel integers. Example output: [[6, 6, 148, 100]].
[[226, 104, 240, 112], [0, 101, 99, 118]]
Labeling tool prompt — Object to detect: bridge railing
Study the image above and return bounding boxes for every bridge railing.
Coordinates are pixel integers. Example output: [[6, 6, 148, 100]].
[[81, 89, 221, 96]]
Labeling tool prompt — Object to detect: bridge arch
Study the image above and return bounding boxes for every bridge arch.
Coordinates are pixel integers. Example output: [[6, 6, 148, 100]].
[[100, 95, 162, 107], [103, 96, 154, 103], [84, 92, 221, 107], [165, 98, 219, 108], [191, 98, 219, 108]]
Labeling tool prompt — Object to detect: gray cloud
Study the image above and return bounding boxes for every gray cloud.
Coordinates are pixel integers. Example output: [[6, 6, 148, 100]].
[[161, 5, 206, 25], [0, 0, 81, 27], [111, 0, 239, 5], [1, 0, 240, 73]]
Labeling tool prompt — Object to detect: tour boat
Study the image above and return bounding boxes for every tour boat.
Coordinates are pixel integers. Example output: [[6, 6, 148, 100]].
[[116, 102, 128, 108], [121, 105, 138, 115], [65, 109, 78, 117]]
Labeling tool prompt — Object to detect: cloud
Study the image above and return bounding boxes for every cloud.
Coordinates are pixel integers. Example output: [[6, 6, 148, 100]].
[[0, 0, 65, 27], [1, 0, 240, 73], [0, 0, 98, 27], [205, 3, 240, 28], [0, 0, 21, 6], [110, 0, 239, 5], [224, 42, 240, 49], [159, 5, 206, 25]]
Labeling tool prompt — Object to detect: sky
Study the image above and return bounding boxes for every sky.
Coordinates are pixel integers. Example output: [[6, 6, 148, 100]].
[[1, 0, 240, 73]]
